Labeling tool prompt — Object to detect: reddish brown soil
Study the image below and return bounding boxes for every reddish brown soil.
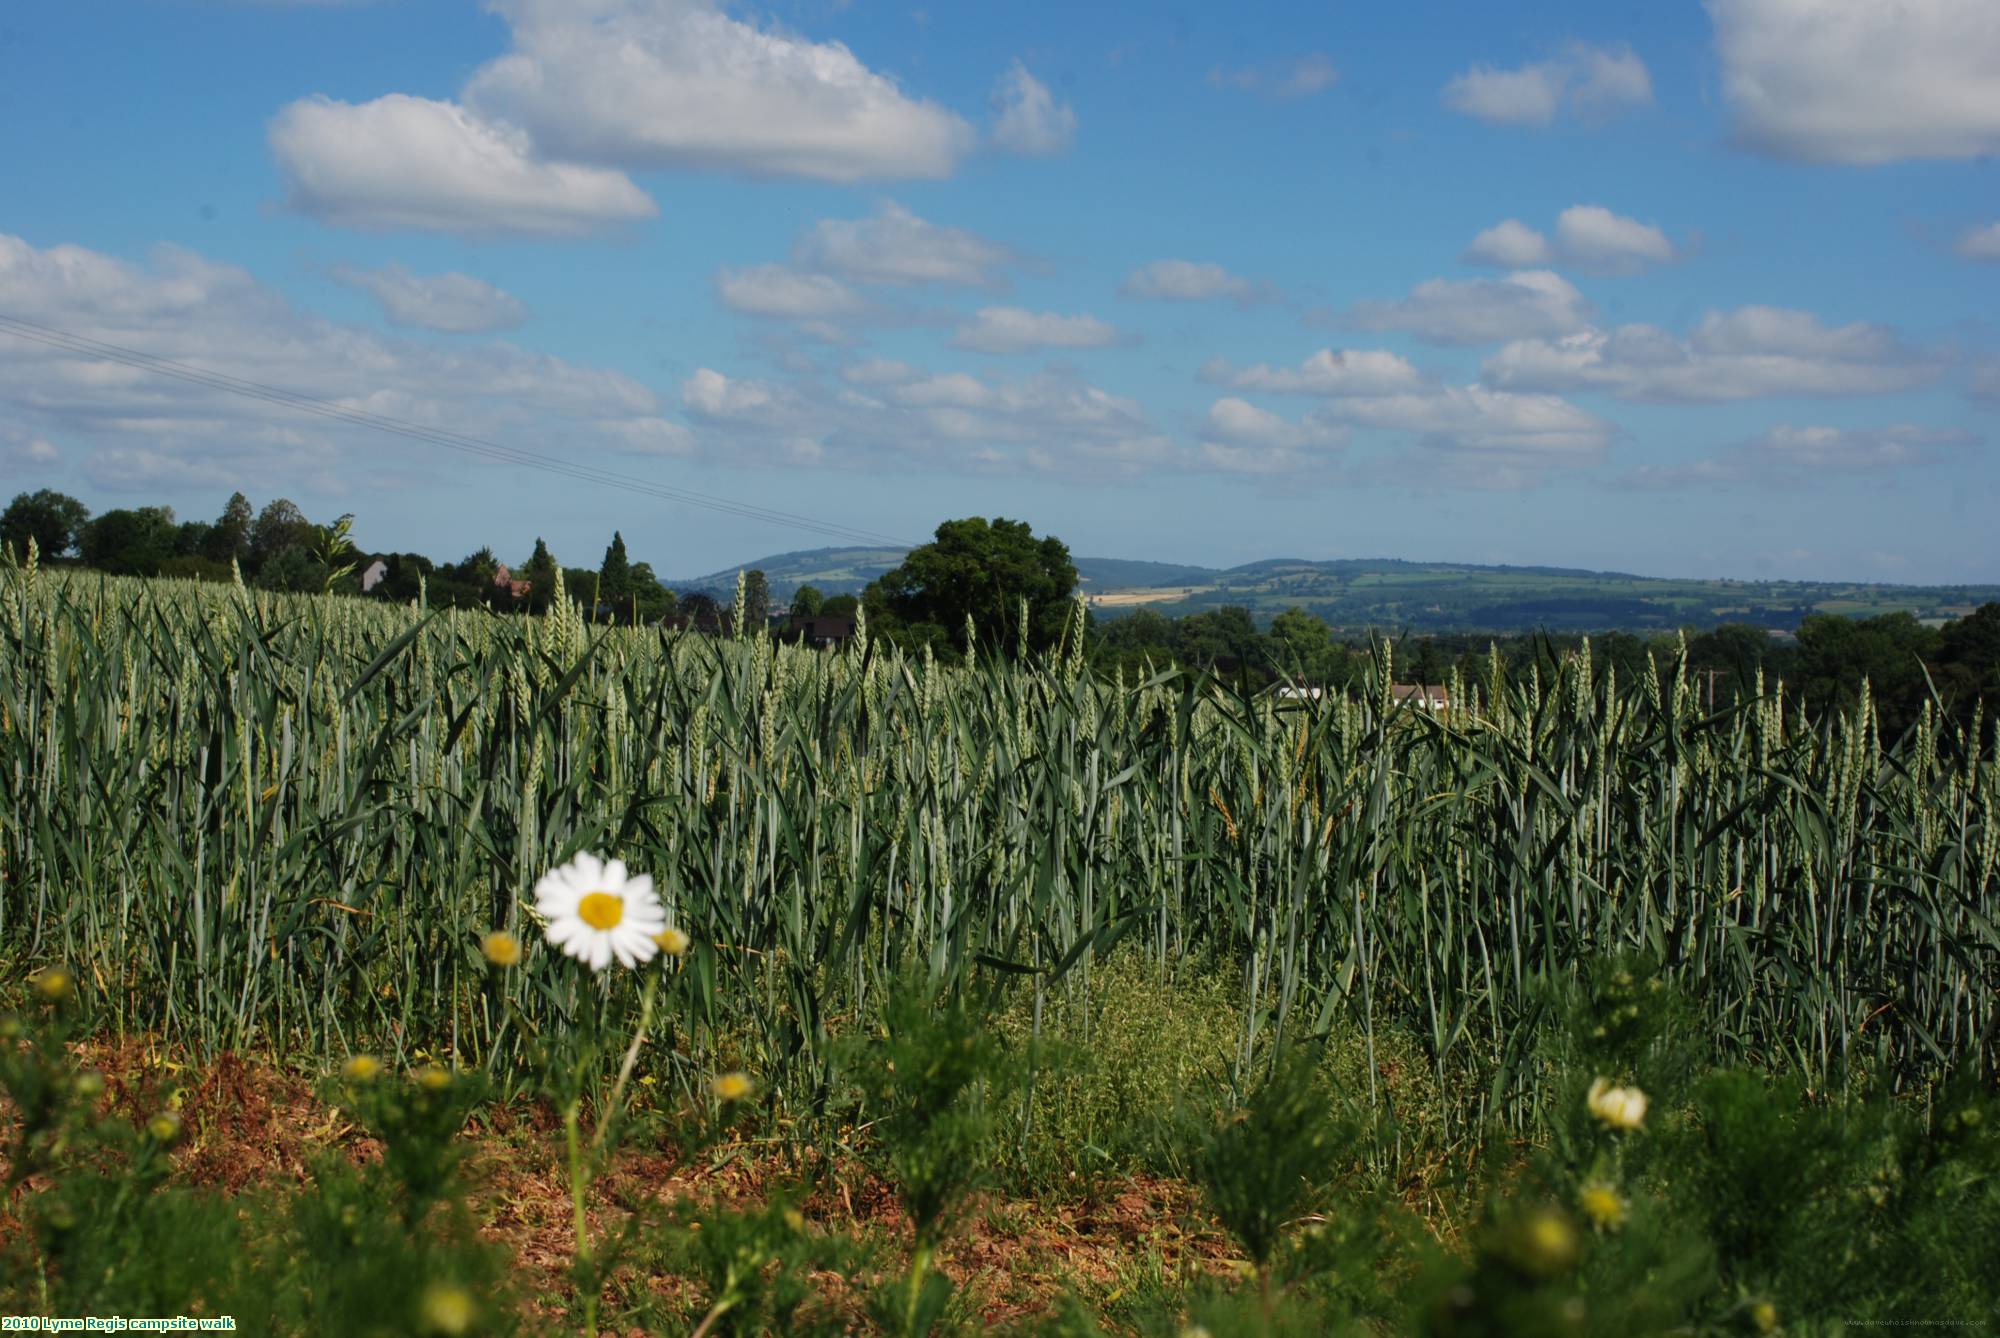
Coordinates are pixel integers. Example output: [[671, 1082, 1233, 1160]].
[[4, 1042, 1245, 1333]]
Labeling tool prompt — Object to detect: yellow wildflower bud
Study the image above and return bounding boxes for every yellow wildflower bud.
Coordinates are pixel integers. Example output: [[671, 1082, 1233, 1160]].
[[654, 926, 692, 957], [783, 1207, 806, 1233], [1502, 1207, 1579, 1279], [712, 1071, 754, 1103], [415, 1064, 453, 1092], [30, 967, 75, 1004], [480, 931, 523, 967], [71, 1071, 105, 1100], [419, 1284, 477, 1336], [147, 1110, 184, 1145], [341, 1054, 383, 1084], [1579, 1180, 1628, 1231], [1751, 1300, 1779, 1333]]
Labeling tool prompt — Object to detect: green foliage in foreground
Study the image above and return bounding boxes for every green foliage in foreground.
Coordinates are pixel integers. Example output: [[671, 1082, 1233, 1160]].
[[4, 963, 1997, 1335], [0, 992, 518, 1335]]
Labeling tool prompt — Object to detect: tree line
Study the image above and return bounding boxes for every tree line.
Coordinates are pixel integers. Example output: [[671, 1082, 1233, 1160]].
[[0, 488, 861, 625], [7, 490, 1994, 735]]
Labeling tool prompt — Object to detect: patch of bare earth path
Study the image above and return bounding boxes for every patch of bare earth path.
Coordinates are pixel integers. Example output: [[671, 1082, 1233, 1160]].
[[2, 1046, 1247, 1333]]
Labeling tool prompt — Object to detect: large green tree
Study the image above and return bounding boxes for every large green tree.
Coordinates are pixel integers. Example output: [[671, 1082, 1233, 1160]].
[[1795, 611, 1940, 737], [863, 517, 1077, 657], [522, 538, 558, 613], [246, 498, 315, 573], [627, 562, 676, 622], [1268, 607, 1338, 683], [203, 492, 254, 566], [79, 506, 179, 575], [1, 489, 90, 559], [790, 584, 826, 619], [1936, 602, 2000, 719], [599, 532, 632, 609], [254, 545, 329, 594]]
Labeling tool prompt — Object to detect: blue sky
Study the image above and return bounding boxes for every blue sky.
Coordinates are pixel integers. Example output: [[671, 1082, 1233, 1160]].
[[2, 0, 1996, 583]]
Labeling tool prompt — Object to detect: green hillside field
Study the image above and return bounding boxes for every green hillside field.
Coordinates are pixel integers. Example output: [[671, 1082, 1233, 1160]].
[[674, 547, 2000, 635]]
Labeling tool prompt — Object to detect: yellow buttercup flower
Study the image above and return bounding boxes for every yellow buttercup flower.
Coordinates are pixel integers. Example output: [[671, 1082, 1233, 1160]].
[[1587, 1077, 1648, 1131], [30, 966, 75, 1004], [654, 926, 692, 957], [1750, 1300, 1779, 1333], [415, 1063, 453, 1092], [147, 1110, 184, 1145], [341, 1054, 383, 1083], [1579, 1180, 1628, 1230], [419, 1284, 477, 1336], [1523, 1210, 1577, 1269], [712, 1071, 754, 1103], [481, 930, 523, 967]]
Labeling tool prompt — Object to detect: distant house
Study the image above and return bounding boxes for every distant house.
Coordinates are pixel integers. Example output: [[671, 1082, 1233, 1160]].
[[660, 611, 737, 637], [1392, 683, 1450, 711], [782, 615, 856, 650], [359, 559, 388, 593], [491, 564, 532, 599], [1274, 683, 1450, 710]]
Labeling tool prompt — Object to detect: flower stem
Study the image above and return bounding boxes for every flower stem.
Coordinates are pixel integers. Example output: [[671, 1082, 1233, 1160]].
[[565, 1098, 596, 1335], [568, 965, 662, 1335], [902, 1238, 934, 1336], [593, 967, 661, 1155]]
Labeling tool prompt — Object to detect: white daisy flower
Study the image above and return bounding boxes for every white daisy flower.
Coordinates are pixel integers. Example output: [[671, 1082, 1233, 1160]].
[[1586, 1076, 1649, 1131], [534, 852, 668, 972]]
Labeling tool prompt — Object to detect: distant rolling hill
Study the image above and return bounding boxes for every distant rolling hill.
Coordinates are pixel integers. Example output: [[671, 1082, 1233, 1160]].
[[670, 548, 1998, 635], [670, 549, 1219, 600]]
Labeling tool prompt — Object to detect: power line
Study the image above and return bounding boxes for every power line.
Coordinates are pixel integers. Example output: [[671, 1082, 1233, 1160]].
[[0, 313, 914, 551]]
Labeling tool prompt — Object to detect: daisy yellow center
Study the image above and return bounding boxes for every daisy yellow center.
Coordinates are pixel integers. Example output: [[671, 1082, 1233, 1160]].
[[578, 891, 625, 930]]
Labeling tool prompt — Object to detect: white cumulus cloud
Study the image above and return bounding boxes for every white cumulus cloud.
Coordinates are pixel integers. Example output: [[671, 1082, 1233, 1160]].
[[1461, 219, 1553, 268], [1707, 0, 2000, 164], [1483, 306, 1946, 401], [0, 232, 693, 499], [1119, 260, 1264, 303], [1956, 222, 2000, 261], [269, 94, 657, 237], [715, 264, 868, 319], [951, 306, 1124, 354], [1201, 345, 1612, 485], [1347, 271, 1592, 345], [1197, 398, 1349, 474], [793, 201, 1015, 288], [1201, 348, 1425, 397], [1208, 52, 1338, 101], [1462, 208, 1676, 274], [1626, 423, 1975, 487], [1551, 206, 1676, 274], [682, 360, 1177, 478], [329, 264, 529, 333], [464, 0, 974, 182], [989, 61, 1077, 156], [1442, 41, 1652, 126]]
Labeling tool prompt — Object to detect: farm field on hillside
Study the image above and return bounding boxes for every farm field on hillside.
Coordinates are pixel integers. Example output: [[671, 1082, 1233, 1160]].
[[3, 564, 1996, 1334]]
